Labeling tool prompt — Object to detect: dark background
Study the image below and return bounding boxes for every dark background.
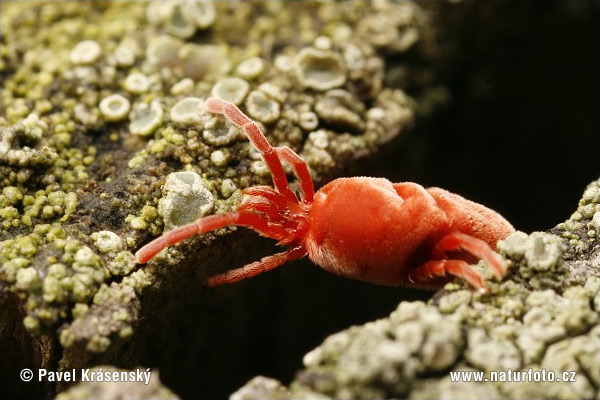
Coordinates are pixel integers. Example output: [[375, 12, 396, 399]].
[[182, 2, 599, 399]]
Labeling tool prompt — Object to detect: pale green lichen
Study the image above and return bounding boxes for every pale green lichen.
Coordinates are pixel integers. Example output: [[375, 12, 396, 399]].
[[230, 376, 291, 400], [245, 90, 281, 124], [113, 38, 140, 67], [203, 115, 240, 146], [235, 57, 265, 80], [123, 72, 150, 94], [178, 44, 230, 81], [300, 301, 463, 399], [357, 7, 420, 53], [210, 149, 229, 167], [315, 89, 366, 133], [147, 0, 215, 39], [0, 114, 58, 167], [170, 77, 195, 96], [294, 47, 347, 91], [498, 231, 570, 291], [158, 171, 214, 231], [106, 251, 137, 276], [146, 35, 183, 68], [165, 3, 197, 39], [1, 228, 109, 334], [129, 100, 164, 136], [299, 111, 319, 131], [170, 97, 205, 126], [70, 40, 102, 65], [91, 230, 124, 254], [55, 365, 178, 400], [211, 77, 250, 105], [99, 94, 131, 122]]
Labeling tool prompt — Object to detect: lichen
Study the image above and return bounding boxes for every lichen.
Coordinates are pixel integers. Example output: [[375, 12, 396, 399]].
[[315, 89, 366, 133], [293, 47, 347, 91], [236, 57, 266, 80], [178, 44, 230, 81], [158, 171, 215, 231], [1, 228, 110, 335], [0, 2, 428, 397], [55, 365, 179, 400], [170, 97, 205, 126], [99, 94, 131, 122], [70, 40, 102, 65], [211, 77, 250, 105], [0, 114, 58, 167], [123, 72, 150, 95], [129, 100, 164, 136], [245, 90, 281, 124]]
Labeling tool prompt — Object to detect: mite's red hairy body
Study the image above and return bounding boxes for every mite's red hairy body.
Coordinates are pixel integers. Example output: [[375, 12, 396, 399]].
[[136, 97, 515, 291], [306, 178, 514, 286]]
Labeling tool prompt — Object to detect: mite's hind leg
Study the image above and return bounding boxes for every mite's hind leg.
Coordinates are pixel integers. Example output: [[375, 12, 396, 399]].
[[408, 259, 487, 291]]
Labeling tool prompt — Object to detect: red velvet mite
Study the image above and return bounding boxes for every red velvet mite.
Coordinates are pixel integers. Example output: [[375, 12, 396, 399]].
[[136, 97, 515, 291]]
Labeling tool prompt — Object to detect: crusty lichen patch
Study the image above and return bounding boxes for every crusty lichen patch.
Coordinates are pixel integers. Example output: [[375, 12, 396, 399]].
[[232, 178, 600, 400], [54, 365, 179, 400]]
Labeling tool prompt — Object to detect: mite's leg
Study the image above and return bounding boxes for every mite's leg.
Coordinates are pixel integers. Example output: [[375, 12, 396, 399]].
[[275, 146, 315, 203], [206, 97, 297, 203], [242, 186, 288, 209], [431, 232, 507, 279], [409, 259, 487, 291], [135, 211, 288, 264], [206, 244, 306, 286]]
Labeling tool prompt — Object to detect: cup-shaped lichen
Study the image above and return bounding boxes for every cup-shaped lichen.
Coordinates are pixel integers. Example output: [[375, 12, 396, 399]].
[[123, 72, 150, 95], [211, 77, 250, 106], [99, 94, 131, 122], [293, 47, 347, 91], [236, 57, 266, 80], [245, 90, 281, 124], [146, 35, 183, 68], [158, 171, 214, 230], [179, 44, 230, 81], [203, 116, 240, 146], [170, 97, 205, 126], [129, 101, 164, 136], [70, 40, 102, 65], [165, 2, 197, 39], [0, 114, 58, 167]]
